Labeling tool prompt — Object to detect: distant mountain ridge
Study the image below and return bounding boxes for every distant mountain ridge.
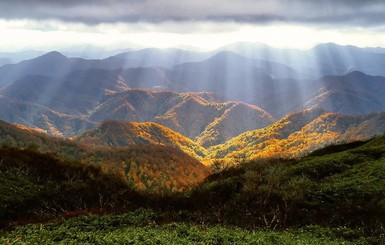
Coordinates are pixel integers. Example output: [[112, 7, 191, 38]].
[[2, 47, 385, 119], [303, 71, 385, 115], [85, 90, 275, 147], [217, 42, 385, 77], [0, 49, 211, 89], [1, 44, 385, 141], [0, 88, 274, 146]]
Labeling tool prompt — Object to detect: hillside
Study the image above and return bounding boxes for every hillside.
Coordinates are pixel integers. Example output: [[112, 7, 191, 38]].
[[1, 80, 274, 145], [0, 50, 184, 88], [89, 90, 273, 146], [219, 42, 385, 77], [73, 121, 207, 160], [0, 70, 130, 114], [0, 146, 132, 227], [2, 133, 385, 243], [190, 133, 385, 233], [195, 102, 274, 147], [1, 49, 385, 154], [0, 96, 96, 137], [304, 71, 385, 115], [149, 94, 274, 146], [208, 109, 385, 161], [0, 120, 209, 192]]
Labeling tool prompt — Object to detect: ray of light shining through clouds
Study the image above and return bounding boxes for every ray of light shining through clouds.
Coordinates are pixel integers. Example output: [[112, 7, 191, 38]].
[[2, 3, 385, 241], [0, 0, 385, 51], [0, 1, 385, 121]]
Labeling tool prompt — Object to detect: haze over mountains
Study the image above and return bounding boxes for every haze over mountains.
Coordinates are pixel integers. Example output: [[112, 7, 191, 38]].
[[218, 42, 385, 77], [1, 43, 385, 117], [1, 42, 385, 162]]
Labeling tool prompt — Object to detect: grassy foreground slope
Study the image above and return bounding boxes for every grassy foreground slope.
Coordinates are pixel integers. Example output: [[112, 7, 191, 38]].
[[0, 209, 377, 244], [1, 122, 385, 243], [191, 134, 385, 231]]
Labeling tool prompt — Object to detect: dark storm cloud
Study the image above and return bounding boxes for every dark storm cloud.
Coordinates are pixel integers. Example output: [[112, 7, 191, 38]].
[[0, 0, 384, 26]]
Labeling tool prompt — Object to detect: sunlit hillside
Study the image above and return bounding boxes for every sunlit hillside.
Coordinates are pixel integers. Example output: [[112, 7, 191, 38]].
[[73, 120, 207, 160], [0, 121, 209, 192], [1, 0, 385, 243], [208, 109, 385, 162], [191, 133, 385, 235], [2, 128, 385, 243]]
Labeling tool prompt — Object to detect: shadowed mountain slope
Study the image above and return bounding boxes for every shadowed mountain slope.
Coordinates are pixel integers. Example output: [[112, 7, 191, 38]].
[[1, 48, 385, 138], [304, 71, 385, 115], [90, 90, 274, 146], [0, 49, 209, 89], [218, 42, 385, 77], [0, 96, 95, 137], [1, 83, 274, 144]]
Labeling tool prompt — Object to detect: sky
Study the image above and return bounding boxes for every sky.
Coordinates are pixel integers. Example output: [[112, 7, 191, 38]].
[[1, 0, 385, 52]]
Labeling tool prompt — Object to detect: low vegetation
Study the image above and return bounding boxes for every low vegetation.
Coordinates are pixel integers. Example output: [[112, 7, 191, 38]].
[[1, 122, 385, 243], [1, 209, 376, 244], [0, 146, 138, 228]]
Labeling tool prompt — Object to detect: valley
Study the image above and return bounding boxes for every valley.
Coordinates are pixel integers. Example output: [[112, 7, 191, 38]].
[[2, 0, 385, 243], [1, 43, 385, 243], [2, 42, 385, 193]]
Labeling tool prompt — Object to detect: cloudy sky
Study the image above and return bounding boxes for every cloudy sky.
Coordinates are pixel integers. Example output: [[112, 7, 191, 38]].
[[1, 0, 385, 51]]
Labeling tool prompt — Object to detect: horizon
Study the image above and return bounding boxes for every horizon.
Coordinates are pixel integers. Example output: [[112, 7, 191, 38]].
[[1, 28, 385, 53], [1, 41, 385, 61]]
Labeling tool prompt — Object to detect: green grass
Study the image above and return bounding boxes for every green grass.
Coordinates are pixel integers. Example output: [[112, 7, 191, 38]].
[[0, 209, 377, 245], [3, 133, 385, 244]]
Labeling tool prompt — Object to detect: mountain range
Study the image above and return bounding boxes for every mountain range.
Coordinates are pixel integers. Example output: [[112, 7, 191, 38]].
[[1, 101, 385, 192], [1, 43, 385, 166], [2, 42, 385, 242], [1, 44, 385, 120], [218, 42, 385, 77], [0, 86, 274, 146], [3, 104, 385, 166]]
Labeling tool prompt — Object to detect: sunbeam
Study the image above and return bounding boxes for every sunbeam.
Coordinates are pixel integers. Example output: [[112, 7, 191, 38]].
[[1, 2, 385, 242]]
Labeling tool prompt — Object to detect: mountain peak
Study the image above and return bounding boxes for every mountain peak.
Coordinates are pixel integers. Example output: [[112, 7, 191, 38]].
[[344, 70, 368, 78], [312, 42, 342, 50], [36, 51, 67, 62], [312, 43, 362, 53]]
